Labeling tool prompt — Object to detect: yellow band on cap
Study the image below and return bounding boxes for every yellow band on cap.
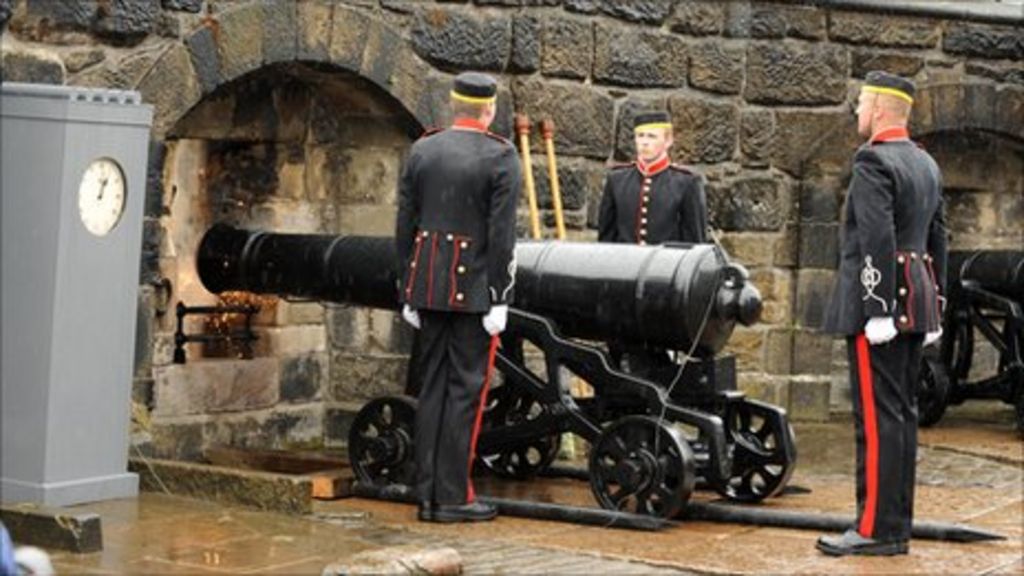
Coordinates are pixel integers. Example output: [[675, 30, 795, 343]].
[[634, 122, 673, 132], [863, 86, 914, 104], [450, 90, 496, 104]]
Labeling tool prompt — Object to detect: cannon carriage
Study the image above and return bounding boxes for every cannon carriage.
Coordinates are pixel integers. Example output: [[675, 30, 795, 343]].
[[197, 225, 797, 519], [917, 250, 1024, 432]]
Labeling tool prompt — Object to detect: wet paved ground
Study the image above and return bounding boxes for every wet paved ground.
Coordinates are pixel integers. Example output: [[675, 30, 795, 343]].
[[40, 401, 1024, 574]]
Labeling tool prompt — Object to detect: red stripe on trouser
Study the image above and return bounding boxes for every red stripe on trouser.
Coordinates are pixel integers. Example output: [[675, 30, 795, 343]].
[[855, 334, 880, 538], [466, 335, 500, 503]]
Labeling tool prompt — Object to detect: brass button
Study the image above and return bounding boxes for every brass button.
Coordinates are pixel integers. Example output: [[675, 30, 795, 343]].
[[911, 252, 918, 260], [899, 315, 909, 324], [410, 261, 416, 268], [923, 254, 932, 262], [455, 293, 464, 301], [460, 241, 468, 249], [643, 178, 652, 184], [899, 287, 907, 296], [640, 228, 647, 236], [642, 186, 650, 192], [641, 218, 648, 224], [639, 240, 647, 246], [897, 255, 906, 264], [642, 196, 650, 204], [641, 207, 647, 214], [422, 231, 429, 238], [446, 233, 454, 242], [457, 265, 466, 274]]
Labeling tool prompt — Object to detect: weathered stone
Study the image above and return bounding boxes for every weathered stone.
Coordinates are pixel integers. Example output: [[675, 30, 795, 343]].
[[513, 78, 614, 159], [737, 374, 790, 408], [325, 403, 360, 444], [139, 218, 164, 285], [139, 44, 202, 136], [185, 24, 219, 94], [163, 0, 202, 12], [325, 546, 463, 576], [772, 110, 858, 177], [93, 0, 159, 42], [777, 5, 826, 41], [795, 269, 835, 329], [707, 176, 789, 232], [689, 41, 744, 95], [330, 147, 403, 205], [613, 96, 666, 161], [0, 507, 102, 554], [961, 83, 999, 134], [749, 5, 787, 38], [994, 87, 1024, 142], [851, 49, 925, 79], [542, 17, 591, 80], [944, 22, 1024, 61], [216, 3, 264, 82], [25, 0, 93, 31], [669, 96, 738, 164], [788, 377, 830, 421], [726, 326, 765, 372], [510, 15, 540, 72], [0, 0, 11, 28], [280, 354, 324, 403], [153, 358, 280, 417], [64, 48, 105, 73], [799, 178, 841, 223], [667, 1, 724, 36], [530, 156, 604, 212], [799, 223, 839, 269], [297, 0, 332, 61], [966, 61, 1024, 87], [594, 25, 687, 88], [829, 12, 940, 49], [411, 8, 510, 71], [147, 420, 206, 461], [745, 43, 847, 105], [263, 0, 297, 64], [718, 231, 793, 268], [330, 352, 408, 402], [792, 329, 835, 375], [750, 268, 793, 325], [565, 0, 671, 24], [740, 108, 774, 167], [723, 1, 752, 38], [763, 327, 793, 374], [0, 49, 64, 84]]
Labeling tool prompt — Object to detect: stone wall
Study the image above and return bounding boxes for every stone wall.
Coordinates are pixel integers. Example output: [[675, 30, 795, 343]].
[[2, 0, 1021, 459]]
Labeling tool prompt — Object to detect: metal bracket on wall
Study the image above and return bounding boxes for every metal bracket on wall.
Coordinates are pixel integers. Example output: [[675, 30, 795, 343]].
[[173, 301, 260, 364]]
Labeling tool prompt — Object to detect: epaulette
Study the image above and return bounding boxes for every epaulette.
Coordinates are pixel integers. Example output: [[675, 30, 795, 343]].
[[669, 164, 693, 174], [484, 131, 512, 146], [418, 127, 444, 140]]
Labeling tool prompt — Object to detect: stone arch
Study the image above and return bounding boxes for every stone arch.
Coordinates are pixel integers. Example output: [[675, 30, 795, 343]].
[[136, 2, 444, 138], [910, 82, 1024, 145]]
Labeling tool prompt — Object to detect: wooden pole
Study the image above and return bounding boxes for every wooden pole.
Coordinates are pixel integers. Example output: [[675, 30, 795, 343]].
[[515, 114, 542, 240], [540, 118, 566, 240]]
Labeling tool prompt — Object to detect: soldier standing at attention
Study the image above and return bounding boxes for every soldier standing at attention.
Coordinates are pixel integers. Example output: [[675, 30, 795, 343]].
[[597, 110, 709, 379], [819, 71, 947, 556], [395, 72, 521, 523]]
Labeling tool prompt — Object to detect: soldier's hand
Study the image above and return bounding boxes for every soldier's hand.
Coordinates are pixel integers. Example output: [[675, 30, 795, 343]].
[[924, 327, 943, 347], [482, 305, 509, 336], [402, 304, 421, 330], [864, 316, 897, 345]]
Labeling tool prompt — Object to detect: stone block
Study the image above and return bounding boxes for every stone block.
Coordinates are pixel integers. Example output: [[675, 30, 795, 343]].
[[262, 0, 297, 64], [829, 12, 940, 48], [851, 49, 924, 79], [64, 48, 105, 73], [740, 108, 774, 168], [147, 419, 206, 461], [153, 358, 281, 417], [137, 43, 202, 136], [737, 374, 790, 408], [772, 109, 858, 177], [203, 404, 325, 452], [775, 5, 826, 41], [795, 269, 835, 329], [253, 325, 327, 357], [90, 0, 159, 41], [330, 147, 403, 205], [542, 17, 591, 80], [594, 25, 687, 88], [966, 61, 1024, 87], [745, 43, 848, 106], [689, 41, 744, 95], [707, 176, 790, 232], [799, 178, 842, 223], [185, 25, 220, 92], [612, 96, 667, 161], [330, 352, 409, 402], [0, 506, 102, 554], [994, 87, 1024, 142], [0, 48, 65, 84], [799, 223, 839, 269], [163, 0, 202, 13], [763, 328, 793, 375], [412, 7, 510, 71], [280, 354, 325, 403], [749, 268, 793, 326], [334, 203, 398, 236], [669, 96, 738, 164], [792, 329, 835, 375], [724, 326, 765, 372], [216, 3, 264, 82], [248, 200, 324, 234], [668, 2, 724, 36], [943, 22, 1024, 60], [718, 232, 792, 268], [531, 156, 605, 213], [297, 0, 332, 61], [328, 306, 372, 352], [325, 402, 363, 446], [510, 14, 540, 72], [513, 78, 614, 159], [324, 546, 463, 576], [788, 377, 831, 421]]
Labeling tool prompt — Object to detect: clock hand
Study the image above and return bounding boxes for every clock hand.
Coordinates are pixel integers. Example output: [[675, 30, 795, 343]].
[[97, 177, 108, 201]]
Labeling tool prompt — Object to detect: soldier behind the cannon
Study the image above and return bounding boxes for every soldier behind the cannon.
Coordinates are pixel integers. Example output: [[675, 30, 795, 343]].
[[395, 72, 521, 524], [597, 110, 709, 382], [818, 71, 948, 557]]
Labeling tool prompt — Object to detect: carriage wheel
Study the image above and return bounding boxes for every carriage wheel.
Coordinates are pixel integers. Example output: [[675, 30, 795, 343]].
[[348, 396, 417, 486], [476, 382, 561, 479], [714, 401, 796, 503], [917, 356, 951, 427], [589, 416, 695, 518]]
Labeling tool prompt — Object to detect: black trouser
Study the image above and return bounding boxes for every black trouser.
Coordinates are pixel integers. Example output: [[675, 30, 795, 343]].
[[847, 332, 924, 542], [413, 310, 494, 506]]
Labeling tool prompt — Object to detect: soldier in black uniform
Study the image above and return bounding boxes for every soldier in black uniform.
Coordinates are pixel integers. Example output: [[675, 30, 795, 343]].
[[597, 111, 709, 381], [818, 71, 947, 556], [395, 72, 521, 523]]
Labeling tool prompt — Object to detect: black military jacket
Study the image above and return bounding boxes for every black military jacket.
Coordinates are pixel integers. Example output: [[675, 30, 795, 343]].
[[396, 120, 521, 314], [597, 157, 708, 245], [823, 128, 948, 335]]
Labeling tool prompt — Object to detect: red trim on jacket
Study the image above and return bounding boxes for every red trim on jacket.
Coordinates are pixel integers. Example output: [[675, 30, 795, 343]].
[[453, 118, 488, 132], [448, 235, 470, 308], [902, 256, 915, 330], [426, 232, 439, 308], [856, 334, 880, 538], [404, 234, 426, 301], [925, 257, 943, 322], [870, 126, 910, 144], [637, 154, 670, 177], [466, 336, 500, 503]]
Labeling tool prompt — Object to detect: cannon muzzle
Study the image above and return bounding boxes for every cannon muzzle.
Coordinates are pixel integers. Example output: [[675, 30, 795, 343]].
[[197, 225, 761, 356]]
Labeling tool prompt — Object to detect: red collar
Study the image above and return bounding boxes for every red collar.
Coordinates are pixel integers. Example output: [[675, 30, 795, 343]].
[[637, 155, 671, 176], [452, 118, 488, 132], [870, 126, 910, 144]]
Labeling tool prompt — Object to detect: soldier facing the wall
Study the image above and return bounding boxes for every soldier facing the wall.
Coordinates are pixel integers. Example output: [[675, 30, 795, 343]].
[[395, 72, 521, 523], [819, 71, 947, 556], [597, 110, 709, 382]]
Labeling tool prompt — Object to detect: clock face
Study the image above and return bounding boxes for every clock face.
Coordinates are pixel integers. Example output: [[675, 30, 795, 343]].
[[78, 158, 126, 237]]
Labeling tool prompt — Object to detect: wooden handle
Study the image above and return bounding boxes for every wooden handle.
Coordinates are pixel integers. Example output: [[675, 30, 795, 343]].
[[541, 118, 566, 240], [515, 114, 542, 239]]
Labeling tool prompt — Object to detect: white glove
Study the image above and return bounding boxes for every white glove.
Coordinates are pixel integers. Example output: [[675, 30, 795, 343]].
[[401, 304, 421, 330], [865, 316, 898, 345], [925, 327, 943, 347], [482, 305, 509, 336]]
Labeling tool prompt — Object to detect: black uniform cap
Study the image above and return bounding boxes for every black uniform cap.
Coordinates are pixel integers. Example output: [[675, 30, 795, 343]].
[[863, 70, 915, 104], [451, 72, 498, 104], [633, 111, 672, 132]]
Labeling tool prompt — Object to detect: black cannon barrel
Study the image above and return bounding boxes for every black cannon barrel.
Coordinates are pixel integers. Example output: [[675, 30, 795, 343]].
[[958, 250, 1024, 302], [196, 225, 761, 355]]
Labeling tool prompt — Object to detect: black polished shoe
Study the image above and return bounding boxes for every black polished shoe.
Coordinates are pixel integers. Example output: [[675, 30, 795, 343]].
[[417, 501, 435, 522], [816, 530, 909, 556], [432, 501, 497, 523]]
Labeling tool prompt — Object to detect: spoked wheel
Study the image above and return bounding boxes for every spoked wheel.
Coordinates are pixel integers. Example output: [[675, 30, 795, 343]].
[[714, 400, 797, 503], [348, 396, 417, 486], [476, 382, 561, 479], [917, 355, 951, 426], [589, 416, 696, 518]]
